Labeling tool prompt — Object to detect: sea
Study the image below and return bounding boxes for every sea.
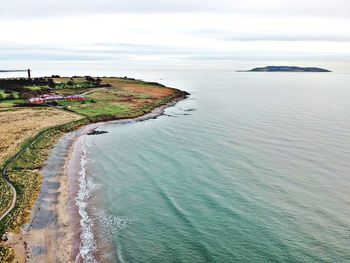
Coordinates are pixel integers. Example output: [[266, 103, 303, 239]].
[[70, 70, 350, 263], [6, 69, 350, 262]]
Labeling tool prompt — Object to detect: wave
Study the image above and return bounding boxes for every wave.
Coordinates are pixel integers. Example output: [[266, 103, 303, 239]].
[[75, 140, 99, 263]]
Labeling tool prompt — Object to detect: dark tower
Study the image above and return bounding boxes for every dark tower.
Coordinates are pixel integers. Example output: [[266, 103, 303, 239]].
[[27, 69, 31, 79]]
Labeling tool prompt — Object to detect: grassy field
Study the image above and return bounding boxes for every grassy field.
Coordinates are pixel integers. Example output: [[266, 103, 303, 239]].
[[0, 108, 82, 167], [56, 77, 178, 118], [0, 76, 187, 261], [0, 100, 26, 109]]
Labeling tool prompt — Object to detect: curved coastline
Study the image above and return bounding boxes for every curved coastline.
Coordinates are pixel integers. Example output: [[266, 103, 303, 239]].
[[5, 93, 188, 262]]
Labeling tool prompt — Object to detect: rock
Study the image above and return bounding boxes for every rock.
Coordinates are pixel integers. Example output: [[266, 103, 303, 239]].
[[1, 233, 8, 241], [87, 130, 108, 136]]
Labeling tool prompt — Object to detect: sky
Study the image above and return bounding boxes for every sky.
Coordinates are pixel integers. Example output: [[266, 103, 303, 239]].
[[1, 0, 350, 72]]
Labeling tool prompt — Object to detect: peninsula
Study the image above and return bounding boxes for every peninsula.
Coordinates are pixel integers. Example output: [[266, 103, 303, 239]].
[[0, 75, 188, 261], [241, 66, 331, 72]]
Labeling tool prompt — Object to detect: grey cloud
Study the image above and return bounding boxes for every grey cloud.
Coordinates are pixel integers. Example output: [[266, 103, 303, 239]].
[[0, 43, 189, 61], [186, 53, 350, 62], [1, 0, 350, 18], [224, 36, 350, 42], [0, 44, 112, 61], [1, 43, 349, 63], [193, 30, 350, 43]]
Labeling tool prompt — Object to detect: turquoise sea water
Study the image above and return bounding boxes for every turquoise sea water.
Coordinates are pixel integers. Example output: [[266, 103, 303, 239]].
[[82, 71, 350, 262]]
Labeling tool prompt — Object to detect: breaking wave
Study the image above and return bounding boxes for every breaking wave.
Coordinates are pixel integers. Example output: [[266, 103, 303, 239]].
[[75, 142, 100, 263]]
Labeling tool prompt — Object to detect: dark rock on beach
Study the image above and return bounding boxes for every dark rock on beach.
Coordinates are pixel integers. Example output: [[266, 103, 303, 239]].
[[87, 130, 108, 135]]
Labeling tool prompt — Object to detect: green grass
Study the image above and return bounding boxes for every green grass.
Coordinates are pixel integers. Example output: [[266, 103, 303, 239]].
[[56, 100, 84, 106], [0, 99, 26, 108], [56, 99, 95, 107], [55, 82, 95, 90], [0, 178, 12, 216], [64, 89, 184, 119], [24, 82, 96, 92], [0, 90, 21, 99], [70, 102, 130, 117], [62, 90, 134, 117], [25, 85, 48, 91], [132, 80, 165, 87], [56, 88, 91, 96], [89, 89, 152, 100]]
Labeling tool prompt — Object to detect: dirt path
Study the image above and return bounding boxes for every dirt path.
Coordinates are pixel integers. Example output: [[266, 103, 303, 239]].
[[0, 136, 40, 222]]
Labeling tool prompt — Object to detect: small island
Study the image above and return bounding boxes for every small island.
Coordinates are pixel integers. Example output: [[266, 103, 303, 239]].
[[241, 66, 331, 72]]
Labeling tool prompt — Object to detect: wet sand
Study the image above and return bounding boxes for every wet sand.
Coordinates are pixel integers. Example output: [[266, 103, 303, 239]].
[[5, 97, 186, 262]]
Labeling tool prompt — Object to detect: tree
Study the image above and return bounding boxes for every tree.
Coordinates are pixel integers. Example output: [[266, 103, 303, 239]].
[[85, 76, 94, 82], [48, 79, 56, 89], [7, 93, 15, 100]]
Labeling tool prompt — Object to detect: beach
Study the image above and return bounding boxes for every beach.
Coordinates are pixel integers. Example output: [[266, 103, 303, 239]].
[[6, 131, 77, 262], [5, 97, 186, 262]]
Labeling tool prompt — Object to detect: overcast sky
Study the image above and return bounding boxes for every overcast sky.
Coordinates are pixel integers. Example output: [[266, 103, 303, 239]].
[[1, 0, 350, 71]]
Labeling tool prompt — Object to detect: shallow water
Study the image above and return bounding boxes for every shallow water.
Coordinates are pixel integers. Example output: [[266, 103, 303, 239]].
[[81, 71, 350, 262]]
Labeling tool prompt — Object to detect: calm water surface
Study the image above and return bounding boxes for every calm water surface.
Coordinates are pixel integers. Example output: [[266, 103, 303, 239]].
[[82, 71, 350, 262]]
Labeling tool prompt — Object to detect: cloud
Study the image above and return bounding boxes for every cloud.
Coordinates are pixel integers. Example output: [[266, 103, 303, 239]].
[[195, 30, 350, 43], [1, 0, 350, 19], [0, 42, 349, 64], [0, 1, 349, 71]]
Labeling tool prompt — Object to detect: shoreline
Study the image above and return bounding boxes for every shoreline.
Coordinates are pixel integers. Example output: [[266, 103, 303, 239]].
[[5, 94, 188, 262]]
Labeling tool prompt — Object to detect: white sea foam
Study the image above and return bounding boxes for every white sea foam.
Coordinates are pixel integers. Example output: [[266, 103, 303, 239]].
[[92, 208, 128, 242], [75, 142, 99, 263]]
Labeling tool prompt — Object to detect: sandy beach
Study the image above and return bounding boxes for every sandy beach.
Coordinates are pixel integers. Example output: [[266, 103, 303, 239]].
[[4, 97, 185, 262], [6, 131, 78, 262]]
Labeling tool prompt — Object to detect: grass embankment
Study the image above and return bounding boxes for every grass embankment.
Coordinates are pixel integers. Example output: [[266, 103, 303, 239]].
[[0, 77, 188, 261]]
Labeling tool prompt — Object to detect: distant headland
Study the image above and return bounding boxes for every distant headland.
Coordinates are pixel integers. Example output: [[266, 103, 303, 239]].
[[239, 66, 331, 72]]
